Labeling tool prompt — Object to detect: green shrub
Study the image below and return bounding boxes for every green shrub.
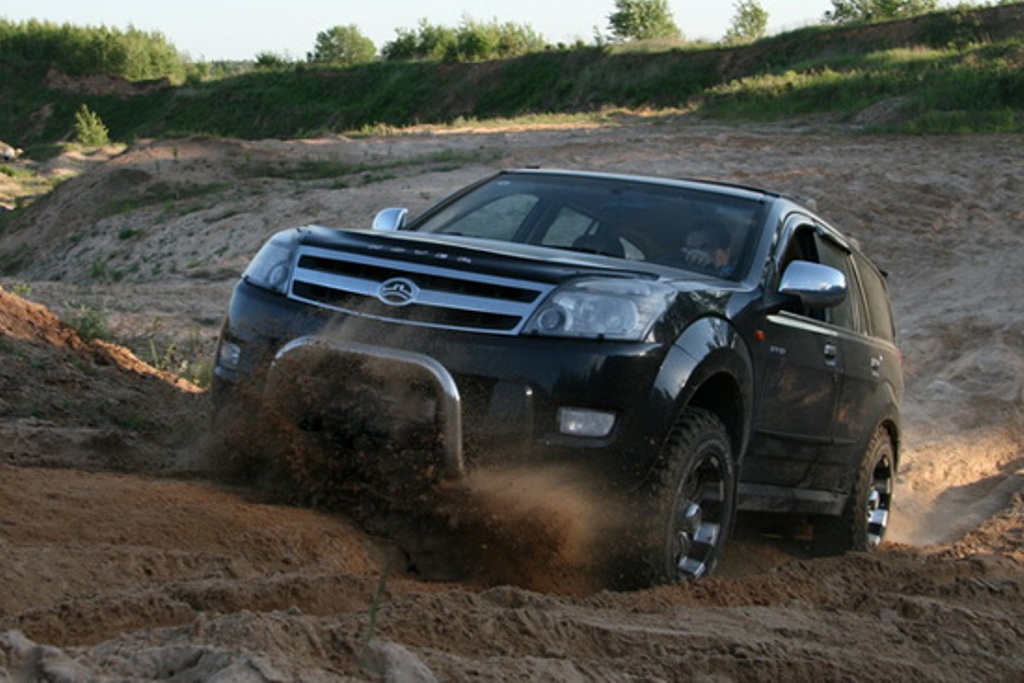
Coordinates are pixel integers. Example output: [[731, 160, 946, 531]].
[[66, 303, 110, 342], [255, 51, 290, 70], [74, 104, 110, 147], [382, 17, 546, 62]]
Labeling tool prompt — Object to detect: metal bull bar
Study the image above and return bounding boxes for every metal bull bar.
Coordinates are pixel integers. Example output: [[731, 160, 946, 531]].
[[269, 336, 466, 479]]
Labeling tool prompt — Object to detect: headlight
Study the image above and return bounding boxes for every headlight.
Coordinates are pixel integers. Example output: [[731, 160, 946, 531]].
[[243, 229, 300, 294], [524, 278, 675, 341]]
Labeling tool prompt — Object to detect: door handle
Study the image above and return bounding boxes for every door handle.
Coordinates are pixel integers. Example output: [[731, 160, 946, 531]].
[[823, 342, 838, 367], [870, 356, 883, 371]]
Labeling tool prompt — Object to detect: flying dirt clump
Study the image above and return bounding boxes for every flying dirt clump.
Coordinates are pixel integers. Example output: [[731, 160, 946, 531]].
[[208, 387, 629, 595], [204, 314, 636, 594], [430, 465, 630, 594]]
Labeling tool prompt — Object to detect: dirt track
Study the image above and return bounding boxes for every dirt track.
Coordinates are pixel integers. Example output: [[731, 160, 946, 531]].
[[1, 120, 1023, 680]]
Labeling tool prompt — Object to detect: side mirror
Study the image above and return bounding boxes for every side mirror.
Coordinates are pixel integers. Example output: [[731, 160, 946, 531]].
[[778, 260, 847, 308], [372, 207, 408, 231]]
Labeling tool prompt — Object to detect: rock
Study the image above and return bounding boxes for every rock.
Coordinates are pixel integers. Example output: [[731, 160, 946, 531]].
[[362, 640, 438, 683], [0, 142, 23, 161]]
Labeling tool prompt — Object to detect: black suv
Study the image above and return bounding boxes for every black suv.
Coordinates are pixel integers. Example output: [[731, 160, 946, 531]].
[[213, 169, 902, 585]]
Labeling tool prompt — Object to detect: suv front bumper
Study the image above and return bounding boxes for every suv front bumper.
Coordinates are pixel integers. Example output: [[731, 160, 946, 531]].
[[213, 281, 676, 485]]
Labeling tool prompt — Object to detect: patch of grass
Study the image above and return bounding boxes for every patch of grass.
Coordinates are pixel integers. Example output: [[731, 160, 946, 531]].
[[0, 165, 31, 178], [358, 172, 396, 186], [65, 302, 111, 342], [207, 208, 242, 222], [897, 107, 1024, 134], [105, 181, 231, 216], [700, 38, 1024, 132], [68, 355, 98, 376], [135, 320, 214, 388], [244, 147, 497, 182], [112, 411, 162, 432], [0, 245, 35, 278], [0, 164, 60, 212]]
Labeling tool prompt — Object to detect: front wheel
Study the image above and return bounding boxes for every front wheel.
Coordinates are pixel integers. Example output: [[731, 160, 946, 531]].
[[637, 408, 737, 586], [814, 426, 895, 555]]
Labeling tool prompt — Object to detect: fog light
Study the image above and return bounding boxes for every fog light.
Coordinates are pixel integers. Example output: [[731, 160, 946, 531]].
[[216, 340, 242, 371], [558, 408, 616, 438]]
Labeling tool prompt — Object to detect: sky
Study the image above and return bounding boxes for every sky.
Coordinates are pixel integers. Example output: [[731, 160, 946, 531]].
[[2, 1, 840, 61]]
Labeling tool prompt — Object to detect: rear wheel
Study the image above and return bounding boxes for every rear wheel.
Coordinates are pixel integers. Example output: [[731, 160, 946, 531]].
[[638, 408, 736, 585], [814, 426, 895, 555]]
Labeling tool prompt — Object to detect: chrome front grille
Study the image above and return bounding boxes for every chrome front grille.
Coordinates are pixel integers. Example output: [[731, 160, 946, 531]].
[[288, 245, 553, 335]]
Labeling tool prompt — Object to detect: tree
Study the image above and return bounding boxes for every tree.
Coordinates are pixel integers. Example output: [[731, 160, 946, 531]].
[[723, 0, 769, 44], [74, 104, 109, 147], [307, 24, 376, 65], [607, 0, 682, 42], [445, 18, 546, 62], [824, 0, 938, 24], [382, 19, 457, 61]]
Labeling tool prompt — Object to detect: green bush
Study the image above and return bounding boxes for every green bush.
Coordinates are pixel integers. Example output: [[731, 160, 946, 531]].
[[382, 17, 546, 62], [74, 104, 110, 146], [66, 303, 110, 342], [254, 51, 290, 70]]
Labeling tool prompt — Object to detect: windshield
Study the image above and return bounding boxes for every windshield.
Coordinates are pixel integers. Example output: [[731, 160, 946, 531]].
[[411, 173, 766, 280]]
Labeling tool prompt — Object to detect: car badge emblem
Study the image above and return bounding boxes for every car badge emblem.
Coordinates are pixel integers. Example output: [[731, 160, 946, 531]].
[[377, 278, 419, 306]]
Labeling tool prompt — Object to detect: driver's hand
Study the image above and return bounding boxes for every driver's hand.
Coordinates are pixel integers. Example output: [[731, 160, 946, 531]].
[[681, 248, 712, 266]]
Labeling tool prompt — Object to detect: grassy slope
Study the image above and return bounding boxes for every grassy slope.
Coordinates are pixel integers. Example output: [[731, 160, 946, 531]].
[[1, 3, 1022, 150]]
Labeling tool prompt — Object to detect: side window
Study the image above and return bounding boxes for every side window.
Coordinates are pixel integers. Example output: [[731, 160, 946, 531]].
[[777, 223, 822, 319], [777, 221, 864, 332], [779, 224, 817, 273], [815, 236, 863, 332], [854, 252, 896, 342]]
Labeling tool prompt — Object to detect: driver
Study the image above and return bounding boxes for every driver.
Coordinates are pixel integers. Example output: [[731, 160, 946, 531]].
[[682, 222, 733, 276]]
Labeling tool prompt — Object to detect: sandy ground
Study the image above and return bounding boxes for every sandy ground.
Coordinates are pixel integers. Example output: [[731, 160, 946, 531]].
[[1, 119, 1022, 681]]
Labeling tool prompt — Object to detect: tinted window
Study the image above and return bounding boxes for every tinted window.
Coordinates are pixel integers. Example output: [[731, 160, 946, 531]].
[[853, 251, 895, 342], [815, 237, 863, 332], [777, 223, 824, 320]]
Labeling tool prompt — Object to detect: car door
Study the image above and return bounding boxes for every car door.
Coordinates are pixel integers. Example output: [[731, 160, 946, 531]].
[[743, 218, 844, 490], [802, 232, 871, 491], [821, 248, 902, 490]]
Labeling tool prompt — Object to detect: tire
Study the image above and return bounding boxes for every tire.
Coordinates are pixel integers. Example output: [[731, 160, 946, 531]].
[[813, 426, 895, 555], [638, 407, 737, 585]]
